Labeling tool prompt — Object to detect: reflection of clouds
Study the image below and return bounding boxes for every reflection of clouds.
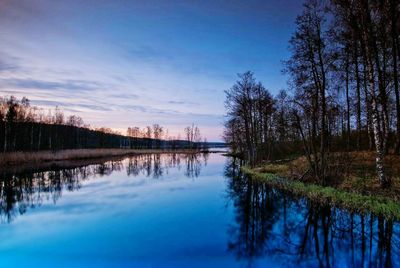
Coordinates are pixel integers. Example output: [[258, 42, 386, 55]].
[[106, 193, 140, 200], [51, 202, 103, 215], [168, 187, 187, 192], [0, 153, 208, 223]]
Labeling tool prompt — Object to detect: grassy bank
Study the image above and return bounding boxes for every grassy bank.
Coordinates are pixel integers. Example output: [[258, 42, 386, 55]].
[[242, 154, 400, 220], [0, 148, 203, 167]]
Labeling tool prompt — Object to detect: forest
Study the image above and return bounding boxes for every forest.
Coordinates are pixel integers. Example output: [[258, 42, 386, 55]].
[[0, 95, 206, 152], [224, 0, 400, 188]]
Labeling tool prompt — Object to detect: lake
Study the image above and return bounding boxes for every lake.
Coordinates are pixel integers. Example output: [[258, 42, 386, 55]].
[[0, 153, 399, 267]]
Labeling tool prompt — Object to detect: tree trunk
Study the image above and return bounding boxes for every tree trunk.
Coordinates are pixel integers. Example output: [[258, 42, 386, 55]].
[[38, 125, 41, 150], [391, 0, 400, 154], [361, 0, 390, 187], [317, 42, 327, 183], [353, 40, 362, 150], [370, 97, 390, 187], [3, 123, 7, 152], [345, 52, 351, 150], [30, 123, 34, 151], [365, 47, 390, 187]]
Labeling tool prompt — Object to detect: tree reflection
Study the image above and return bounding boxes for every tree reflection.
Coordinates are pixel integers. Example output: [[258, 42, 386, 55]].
[[225, 158, 400, 267], [184, 154, 202, 178], [0, 153, 207, 223]]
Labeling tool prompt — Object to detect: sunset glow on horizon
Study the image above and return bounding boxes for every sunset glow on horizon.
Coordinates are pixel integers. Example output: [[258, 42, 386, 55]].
[[0, 0, 303, 141]]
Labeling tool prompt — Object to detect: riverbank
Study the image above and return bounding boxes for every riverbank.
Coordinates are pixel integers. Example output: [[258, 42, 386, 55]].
[[242, 167, 400, 220], [0, 148, 208, 168], [242, 151, 400, 220]]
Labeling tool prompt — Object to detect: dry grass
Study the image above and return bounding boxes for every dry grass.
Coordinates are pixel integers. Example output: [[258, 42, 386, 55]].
[[0, 148, 201, 167], [337, 151, 400, 201], [254, 151, 400, 202], [255, 163, 290, 175], [242, 166, 400, 220], [256, 156, 309, 179], [0, 155, 130, 175]]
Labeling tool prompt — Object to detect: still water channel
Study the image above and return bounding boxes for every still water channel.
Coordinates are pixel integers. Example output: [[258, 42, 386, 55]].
[[0, 153, 398, 267]]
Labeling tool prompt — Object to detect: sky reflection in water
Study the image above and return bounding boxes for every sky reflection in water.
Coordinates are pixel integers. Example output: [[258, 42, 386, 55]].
[[0, 153, 399, 267]]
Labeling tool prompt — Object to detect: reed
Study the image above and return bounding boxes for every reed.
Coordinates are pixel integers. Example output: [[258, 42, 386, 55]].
[[0, 148, 201, 167]]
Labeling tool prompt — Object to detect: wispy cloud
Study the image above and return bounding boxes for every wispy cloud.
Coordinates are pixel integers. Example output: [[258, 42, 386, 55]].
[[0, 0, 303, 141], [117, 104, 181, 115], [0, 60, 18, 72], [31, 100, 113, 112], [108, 93, 139, 100], [1, 78, 102, 91], [0, 52, 21, 73], [168, 100, 199, 106]]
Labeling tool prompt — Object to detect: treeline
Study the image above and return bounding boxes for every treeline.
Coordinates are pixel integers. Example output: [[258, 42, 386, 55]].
[[0, 96, 207, 152], [224, 0, 400, 187], [224, 73, 302, 162], [126, 123, 205, 149]]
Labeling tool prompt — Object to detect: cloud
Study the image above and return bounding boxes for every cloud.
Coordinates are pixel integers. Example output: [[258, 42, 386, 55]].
[[108, 93, 139, 100], [117, 104, 181, 115], [0, 52, 21, 73], [2, 78, 102, 91], [168, 100, 199, 106], [31, 100, 113, 112], [0, 59, 18, 72], [128, 45, 173, 62]]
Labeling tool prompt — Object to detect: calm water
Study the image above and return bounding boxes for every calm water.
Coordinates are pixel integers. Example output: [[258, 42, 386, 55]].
[[0, 153, 399, 267]]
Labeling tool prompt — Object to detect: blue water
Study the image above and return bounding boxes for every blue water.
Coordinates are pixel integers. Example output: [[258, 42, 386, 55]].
[[0, 153, 399, 267]]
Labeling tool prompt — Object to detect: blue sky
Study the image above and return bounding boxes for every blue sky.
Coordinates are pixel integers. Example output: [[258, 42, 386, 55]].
[[0, 0, 303, 141]]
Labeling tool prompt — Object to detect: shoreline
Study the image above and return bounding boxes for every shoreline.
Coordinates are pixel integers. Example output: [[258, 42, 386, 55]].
[[0, 148, 214, 168], [242, 166, 400, 220]]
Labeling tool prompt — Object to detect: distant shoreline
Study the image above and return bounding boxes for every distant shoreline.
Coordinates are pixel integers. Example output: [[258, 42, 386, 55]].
[[0, 148, 221, 169]]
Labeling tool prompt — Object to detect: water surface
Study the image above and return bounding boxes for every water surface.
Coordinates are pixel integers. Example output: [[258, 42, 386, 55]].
[[0, 153, 399, 267]]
